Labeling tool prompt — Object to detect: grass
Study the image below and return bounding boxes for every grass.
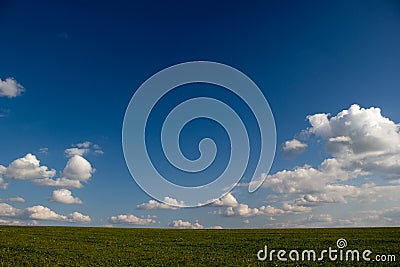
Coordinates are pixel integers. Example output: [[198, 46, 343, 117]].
[[0, 226, 399, 266]]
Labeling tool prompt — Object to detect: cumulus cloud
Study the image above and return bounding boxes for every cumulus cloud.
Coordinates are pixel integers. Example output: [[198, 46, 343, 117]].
[[50, 189, 82, 204], [0, 77, 24, 98], [136, 197, 185, 210], [35, 155, 94, 188], [168, 219, 204, 229], [222, 203, 293, 217], [0, 203, 21, 217], [109, 214, 156, 225], [0, 203, 90, 224], [67, 212, 91, 223], [7, 197, 25, 203], [24, 205, 67, 221], [211, 193, 239, 207], [282, 139, 308, 158], [259, 104, 400, 217], [308, 104, 400, 177], [5, 154, 56, 180], [62, 155, 95, 181], [24, 206, 91, 223]]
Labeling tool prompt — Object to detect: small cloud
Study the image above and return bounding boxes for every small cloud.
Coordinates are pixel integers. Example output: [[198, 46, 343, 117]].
[[39, 148, 49, 154], [0, 77, 25, 98], [168, 219, 204, 229], [50, 189, 82, 204], [109, 214, 156, 225], [211, 193, 239, 207], [7, 197, 25, 203], [136, 197, 185, 210], [33, 178, 83, 188], [67, 212, 91, 223], [0, 165, 8, 189], [65, 141, 104, 157], [281, 139, 307, 158]]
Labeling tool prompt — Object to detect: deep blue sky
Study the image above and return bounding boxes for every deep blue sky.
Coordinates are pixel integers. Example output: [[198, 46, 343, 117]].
[[1, 0, 400, 228]]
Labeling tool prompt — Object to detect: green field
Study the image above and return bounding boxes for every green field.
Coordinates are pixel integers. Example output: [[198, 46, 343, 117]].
[[0, 226, 398, 266]]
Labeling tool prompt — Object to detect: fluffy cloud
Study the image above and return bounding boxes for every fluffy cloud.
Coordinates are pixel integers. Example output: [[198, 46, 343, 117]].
[[62, 155, 94, 181], [308, 104, 400, 177], [0, 77, 24, 98], [50, 189, 82, 204], [0, 203, 90, 224], [35, 155, 95, 188], [211, 193, 239, 207], [222, 203, 294, 217], [1, 146, 96, 189], [282, 139, 307, 158], [260, 104, 400, 217], [25, 205, 67, 221], [136, 197, 185, 210], [168, 219, 204, 229], [5, 154, 56, 180], [67, 212, 91, 223], [7, 197, 25, 203], [109, 214, 156, 225], [24, 206, 91, 223], [0, 203, 21, 217]]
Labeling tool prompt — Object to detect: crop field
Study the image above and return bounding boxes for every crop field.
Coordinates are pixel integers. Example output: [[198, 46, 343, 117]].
[[0, 226, 398, 266]]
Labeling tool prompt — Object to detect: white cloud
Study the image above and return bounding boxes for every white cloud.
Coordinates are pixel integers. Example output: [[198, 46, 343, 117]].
[[77, 141, 91, 148], [0, 203, 21, 217], [65, 148, 90, 157], [62, 155, 94, 181], [308, 104, 400, 178], [33, 178, 83, 188], [0, 165, 8, 189], [65, 141, 104, 157], [221, 203, 291, 218], [209, 225, 223, 229], [7, 197, 25, 203], [137, 197, 185, 210], [5, 154, 56, 180], [50, 189, 82, 204], [0, 202, 90, 224], [1, 151, 95, 189], [211, 193, 238, 207], [0, 77, 24, 98], [257, 104, 400, 220], [109, 214, 156, 225], [67, 212, 91, 223], [282, 139, 307, 158], [24, 205, 67, 221], [168, 219, 204, 229]]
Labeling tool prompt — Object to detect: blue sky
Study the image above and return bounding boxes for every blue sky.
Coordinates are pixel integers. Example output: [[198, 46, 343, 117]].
[[1, 0, 400, 228]]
